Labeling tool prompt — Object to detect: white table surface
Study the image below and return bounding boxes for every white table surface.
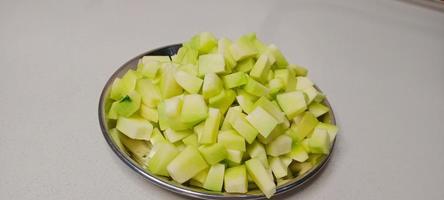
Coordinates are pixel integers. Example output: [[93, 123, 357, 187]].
[[1, 0, 443, 199]]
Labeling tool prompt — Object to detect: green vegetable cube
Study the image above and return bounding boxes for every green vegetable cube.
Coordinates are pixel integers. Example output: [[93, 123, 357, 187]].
[[198, 54, 226, 76], [114, 91, 141, 117], [269, 157, 287, 179], [173, 46, 198, 65], [246, 141, 269, 168], [308, 102, 329, 117], [217, 129, 246, 151], [226, 149, 244, 163], [268, 78, 284, 95], [266, 134, 292, 156], [308, 128, 330, 154], [218, 38, 237, 70], [236, 94, 255, 114], [120, 134, 151, 165], [253, 97, 286, 123], [287, 64, 308, 76], [209, 89, 236, 114], [109, 128, 125, 151], [267, 44, 288, 67], [110, 70, 138, 100], [182, 134, 198, 147], [229, 113, 259, 144], [203, 164, 225, 192], [287, 143, 308, 162], [180, 94, 208, 125], [178, 64, 198, 76], [224, 165, 248, 193], [296, 77, 314, 90], [221, 106, 242, 130], [167, 146, 209, 183], [303, 86, 322, 105], [147, 142, 179, 176], [150, 128, 167, 146], [188, 32, 218, 54], [236, 58, 255, 73], [223, 72, 248, 88], [202, 73, 223, 99], [174, 70, 203, 94], [140, 104, 158, 123], [276, 91, 307, 119], [160, 63, 184, 98], [243, 77, 269, 97], [163, 95, 183, 118], [199, 108, 222, 144], [230, 36, 258, 61], [286, 112, 319, 142], [116, 117, 153, 141], [199, 143, 227, 165], [245, 107, 278, 138], [257, 123, 286, 144], [315, 122, 338, 142], [250, 54, 272, 82], [164, 128, 192, 143], [191, 168, 209, 184], [245, 158, 276, 198], [136, 79, 162, 108]]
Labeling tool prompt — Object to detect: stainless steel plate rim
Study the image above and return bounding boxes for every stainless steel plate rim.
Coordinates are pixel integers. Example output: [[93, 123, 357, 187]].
[[98, 44, 337, 200]]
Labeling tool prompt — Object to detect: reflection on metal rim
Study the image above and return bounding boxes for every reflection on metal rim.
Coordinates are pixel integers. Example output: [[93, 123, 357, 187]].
[[98, 44, 338, 199]]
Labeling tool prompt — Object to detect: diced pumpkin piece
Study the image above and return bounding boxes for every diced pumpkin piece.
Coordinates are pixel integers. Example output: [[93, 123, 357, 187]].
[[245, 158, 276, 198], [136, 79, 162, 108], [223, 72, 248, 88], [167, 146, 209, 184], [110, 70, 138, 100], [203, 164, 225, 192], [147, 142, 179, 176], [245, 107, 279, 138], [199, 143, 227, 165], [218, 129, 246, 151], [269, 157, 287, 179], [198, 54, 225, 76], [199, 108, 222, 144], [229, 113, 259, 144], [140, 104, 158, 123], [116, 117, 153, 141], [202, 73, 223, 99], [276, 91, 307, 119], [180, 94, 208, 125], [307, 128, 331, 154], [174, 70, 203, 94], [243, 77, 268, 97], [224, 165, 248, 193], [266, 134, 292, 156]]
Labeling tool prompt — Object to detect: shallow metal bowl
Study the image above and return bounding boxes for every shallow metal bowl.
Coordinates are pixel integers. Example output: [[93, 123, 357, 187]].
[[98, 44, 337, 199]]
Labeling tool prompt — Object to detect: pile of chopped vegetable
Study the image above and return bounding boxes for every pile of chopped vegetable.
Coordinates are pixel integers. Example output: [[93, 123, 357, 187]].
[[105, 32, 338, 198]]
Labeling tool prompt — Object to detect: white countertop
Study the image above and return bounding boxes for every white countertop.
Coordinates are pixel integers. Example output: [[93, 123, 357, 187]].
[[1, 0, 443, 199]]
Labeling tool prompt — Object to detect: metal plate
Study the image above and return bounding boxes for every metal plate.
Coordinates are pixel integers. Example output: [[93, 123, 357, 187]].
[[98, 44, 337, 199]]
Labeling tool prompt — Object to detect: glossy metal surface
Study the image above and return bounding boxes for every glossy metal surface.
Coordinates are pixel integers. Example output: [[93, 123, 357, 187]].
[[98, 44, 337, 199]]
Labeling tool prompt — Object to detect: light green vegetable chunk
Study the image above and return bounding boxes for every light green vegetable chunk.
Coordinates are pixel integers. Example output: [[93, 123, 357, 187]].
[[140, 104, 158, 123], [245, 158, 276, 198], [174, 70, 203, 94], [287, 143, 309, 162], [226, 149, 244, 164], [308, 128, 331, 154], [199, 143, 227, 165], [243, 77, 269, 97], [203, 164, 225, 192], [269, 157, 287, 179], [218, 130, 246, 151], [236, 58, 255, 73], [224, 165, 248, 193], [221, 106, 242, 130], [266, 134, 292, 156], [315, 122, 338, 142], [247, 141, 269, 168], [250, 54, 272, 83], [296, 76, 314, 90], [160, 63, 184, 98], [230, 35, 258, 61], [136, 79, 162, 108], [208, 89, 236, 115], [308, 102, 329, 117], [218, 38, 237, 70], [110, 70, 138, 100], [286, 112, 319, 142], [199, 108, 222, 144], [167, 146, 209, 184], [112, 91, 141, 117], [198, 54, 226, 76], [116, 117, 153, 141], [164, 128, 192, 143], [202, 73, 224, 99], [182, 134, 198, 147], [229, 113, 259, 144], [276, 91, 307, 119], [267, 44, 288, 67], [180, 94, 208, 125], [245, 107, 278, 138], [150, 128, 167, 146], [223, 72, 248, 88], [147, 142, 179, 176]]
